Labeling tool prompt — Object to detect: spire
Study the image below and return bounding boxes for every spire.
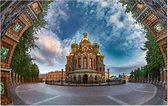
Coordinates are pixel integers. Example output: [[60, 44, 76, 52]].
[[94, 38, 96, 43], [92, 38, 99, 48], [82, 32, 89, 41], [83, 32, 87, 38]]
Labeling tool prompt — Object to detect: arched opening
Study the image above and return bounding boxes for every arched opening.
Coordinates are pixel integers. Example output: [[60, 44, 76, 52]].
[[78, 58, 81, 68], [83, 74, 88, 84], [0, 1, 167, 105], [95, 76, 97, 81], [74, 75, 76, 82]]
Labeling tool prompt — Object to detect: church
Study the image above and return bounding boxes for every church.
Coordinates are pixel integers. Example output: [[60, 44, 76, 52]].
[[65, 33, 106, 83]]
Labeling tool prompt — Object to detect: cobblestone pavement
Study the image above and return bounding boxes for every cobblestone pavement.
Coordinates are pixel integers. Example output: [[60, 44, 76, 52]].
[[12, 82, 164, 105]]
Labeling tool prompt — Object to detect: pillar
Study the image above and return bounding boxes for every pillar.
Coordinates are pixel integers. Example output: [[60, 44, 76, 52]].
[[76, 56, 78, 69], [81, 55, 83, 68], [92, 57, 94, 69], [160, 70, 163, 83], [87, 55, 90, 68]]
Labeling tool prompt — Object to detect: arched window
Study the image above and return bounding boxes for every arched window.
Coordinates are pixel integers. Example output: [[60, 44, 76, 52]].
[[78, 58, 81, 68], [84, 57, 87, 68], [74, 76, 76, 81], [69, 67, 71, 72], [95, 76, 97, 81], [100, 67, 102, 71], [89, 58, 92, 68]]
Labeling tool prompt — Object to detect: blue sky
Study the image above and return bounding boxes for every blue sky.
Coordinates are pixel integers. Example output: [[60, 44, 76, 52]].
[[31, 0, 147, 76]]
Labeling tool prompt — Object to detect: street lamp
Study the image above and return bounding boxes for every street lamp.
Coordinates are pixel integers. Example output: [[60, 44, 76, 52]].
[[61, 69, 63, 86], [107, 69, 110, 85]]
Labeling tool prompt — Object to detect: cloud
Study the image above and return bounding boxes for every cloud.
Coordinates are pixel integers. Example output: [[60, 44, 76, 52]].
[[45, 0, 69, 33], [31, 29, 71, 66]]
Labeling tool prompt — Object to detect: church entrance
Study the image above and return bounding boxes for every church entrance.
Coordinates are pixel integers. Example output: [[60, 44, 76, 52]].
[[83, 74, 88, 84]]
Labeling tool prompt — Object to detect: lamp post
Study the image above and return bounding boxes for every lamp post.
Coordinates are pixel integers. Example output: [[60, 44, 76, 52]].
[[61, 69, 63, 86], [107, 69, 110, 85]]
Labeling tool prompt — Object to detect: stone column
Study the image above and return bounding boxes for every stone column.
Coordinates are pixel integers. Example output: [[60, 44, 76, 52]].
[[160, 70, 163, 84], [18, 75, 21, 84], [87, 55, 89, 69], [95, 58, 96, 70], [76, 56, 78, 70], [92, 57, 94, 69], [81, 55, 83, 68]]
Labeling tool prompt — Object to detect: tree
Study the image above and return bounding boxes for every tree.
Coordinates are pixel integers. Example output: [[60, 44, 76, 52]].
[[145, 30, 163, 78]]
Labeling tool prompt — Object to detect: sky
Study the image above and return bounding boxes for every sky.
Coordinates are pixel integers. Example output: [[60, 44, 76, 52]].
[[31, 0, 147, 76]]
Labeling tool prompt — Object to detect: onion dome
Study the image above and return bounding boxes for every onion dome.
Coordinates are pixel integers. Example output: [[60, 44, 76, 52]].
[[82, 32, 89, 41], [92, 39, 99, 48], [70, 52, 74, 56], [71, 42, 78, 48], [96, 52, 101, 56]]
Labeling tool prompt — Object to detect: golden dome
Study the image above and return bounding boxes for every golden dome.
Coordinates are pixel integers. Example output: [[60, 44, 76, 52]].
[[82, 32, 89, 41], [96, 52, 101, 56], [71, 43, 78, 48], [82, 37, 89, 41], [70, 53, 74, 56], [92, 39, 99, 48]]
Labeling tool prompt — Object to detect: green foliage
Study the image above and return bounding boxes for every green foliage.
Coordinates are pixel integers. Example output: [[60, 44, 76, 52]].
[[34, 1, 53, 31], [130, 30, 164, 79], [11, 1, 52, 80], [30, 63, 39, 78], [119, 0, 135, 13]]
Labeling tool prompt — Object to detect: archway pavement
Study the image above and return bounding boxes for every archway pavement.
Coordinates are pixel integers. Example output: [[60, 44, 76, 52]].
[[13, 82, 164, 105]]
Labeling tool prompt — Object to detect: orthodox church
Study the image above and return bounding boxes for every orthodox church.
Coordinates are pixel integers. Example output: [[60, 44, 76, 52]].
[[65, 32, 105, 83]]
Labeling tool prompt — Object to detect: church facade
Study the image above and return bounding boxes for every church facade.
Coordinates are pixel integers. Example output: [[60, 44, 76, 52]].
[[65, 33, 105, 83]]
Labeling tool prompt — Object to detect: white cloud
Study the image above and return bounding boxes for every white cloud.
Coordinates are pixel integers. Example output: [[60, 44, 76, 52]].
[[31, 29, 71, 66]]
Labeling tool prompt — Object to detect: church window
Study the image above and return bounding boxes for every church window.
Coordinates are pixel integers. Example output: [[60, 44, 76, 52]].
[[84, 57, 87, 68], [13, 22, 23, 32], [100, 67, 102, 71], [89, 58, 92, 68], [153, 22, 164, 32], [78, 58, 81, 68]]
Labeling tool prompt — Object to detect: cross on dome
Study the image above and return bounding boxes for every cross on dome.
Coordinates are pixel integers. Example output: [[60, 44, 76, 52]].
[[83, 32, 88, 38]]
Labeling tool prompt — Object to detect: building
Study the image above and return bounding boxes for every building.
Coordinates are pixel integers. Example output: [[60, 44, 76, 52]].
[[121, 73, 129, 81], [39, 74, 47, 82], [46, 71, 66, 82], [65, 33, 105, 83], [105, 71, 109, 81]]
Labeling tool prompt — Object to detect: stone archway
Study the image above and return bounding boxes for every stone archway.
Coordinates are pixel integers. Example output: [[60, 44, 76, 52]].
[[0, 1, 42, 105], [0, 1, 167, 105], [95, 76, 97, 82]]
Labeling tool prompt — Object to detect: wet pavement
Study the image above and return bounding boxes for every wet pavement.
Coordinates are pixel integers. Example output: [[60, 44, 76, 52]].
[[12, 82, 164, 105]]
